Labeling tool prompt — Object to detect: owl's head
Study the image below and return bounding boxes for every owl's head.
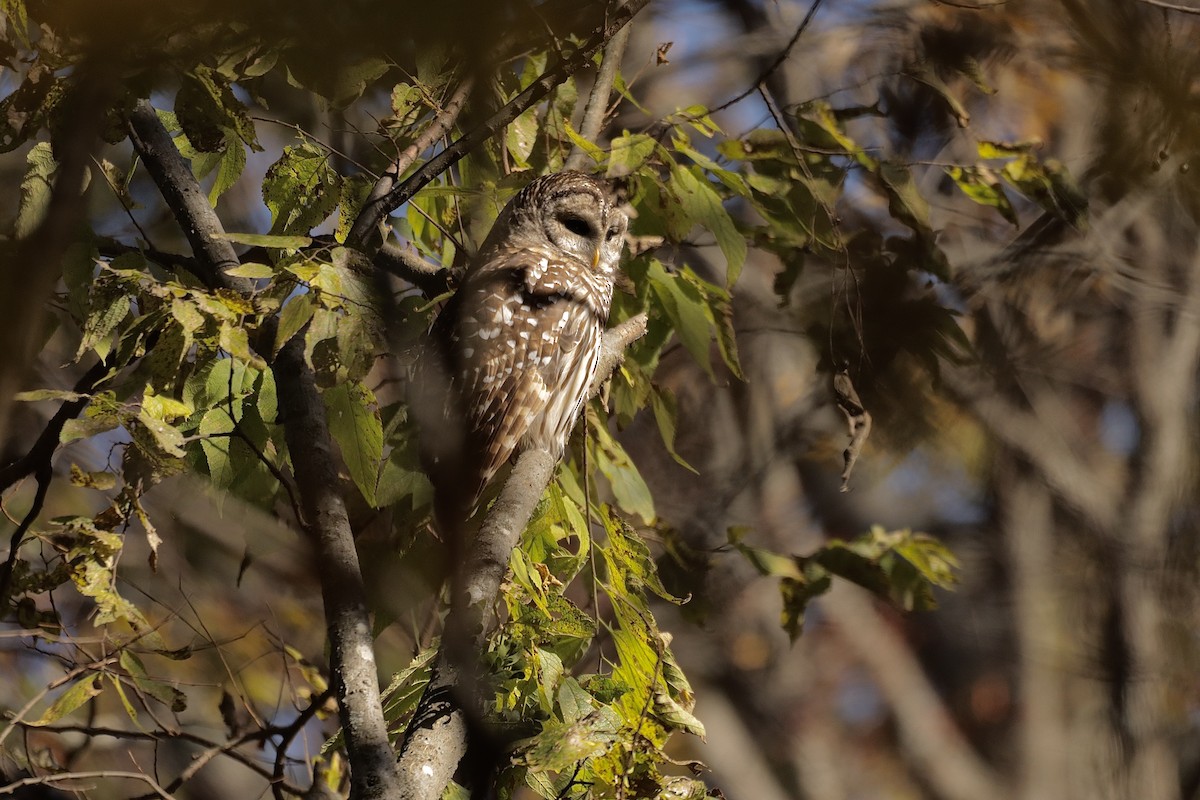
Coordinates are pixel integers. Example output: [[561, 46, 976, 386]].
[[483, 171, 628, 275]]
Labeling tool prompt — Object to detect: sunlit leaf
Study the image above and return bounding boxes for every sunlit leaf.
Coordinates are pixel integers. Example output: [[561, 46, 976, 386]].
[[27, 675, 105, 726], [263, 143, 342, 235]]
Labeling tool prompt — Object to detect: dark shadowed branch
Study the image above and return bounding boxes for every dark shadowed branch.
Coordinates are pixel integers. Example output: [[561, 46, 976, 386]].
[[127, 98, 402, 800], [375, 242, 453, 297], [127, 101, 252, 294], [395, 313, 648, 800], [0, 65, 116, 447]]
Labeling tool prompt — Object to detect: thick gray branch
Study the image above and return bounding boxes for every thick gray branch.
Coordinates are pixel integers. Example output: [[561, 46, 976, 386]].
[[395, 312, 649, 800], [130, 97, 399, 800], [127, 100, 251, 293], [275, 340, 401, 800]]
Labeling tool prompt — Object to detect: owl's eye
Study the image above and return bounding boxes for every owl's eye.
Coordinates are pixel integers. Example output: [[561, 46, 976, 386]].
[[605, 224, 620, 241], [561, 215, 594, 237]]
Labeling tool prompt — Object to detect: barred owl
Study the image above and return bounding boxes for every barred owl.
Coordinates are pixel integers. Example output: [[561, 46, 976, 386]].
[[414, 171, 627, 531]]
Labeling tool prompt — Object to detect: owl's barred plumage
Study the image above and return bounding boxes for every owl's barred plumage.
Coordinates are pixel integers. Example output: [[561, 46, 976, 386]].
[[414, 172, 627, 531]]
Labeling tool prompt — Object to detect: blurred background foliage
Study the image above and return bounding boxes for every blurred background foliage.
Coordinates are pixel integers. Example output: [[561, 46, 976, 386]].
[[2, 0, 1200, 798]]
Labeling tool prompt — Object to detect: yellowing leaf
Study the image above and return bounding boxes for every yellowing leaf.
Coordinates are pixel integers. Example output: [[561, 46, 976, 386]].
[[213, 231, 312, 249], [223, 262, 274, 279], [945, 165, 1017, 225], [27, 675, 105, 726]]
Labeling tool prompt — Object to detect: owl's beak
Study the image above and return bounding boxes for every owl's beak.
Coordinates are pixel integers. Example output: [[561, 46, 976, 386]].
[[591, 246, 601, 269]]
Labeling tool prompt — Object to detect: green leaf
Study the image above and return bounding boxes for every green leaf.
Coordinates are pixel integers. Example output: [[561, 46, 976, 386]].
[[651, 687, 705, 739], [799, 101, 878, 169], [219, 323, 263, 368], [207, 130, 247, 206], [606, 132, 656, 178], [120, 650, 187, 712], [324, 381, 383, 507], [506, 107, 539, 169], [199, 409, 236, 489], [879, 161, 932, 235], [520, 708, 622, 773], [262, 143, 342, 235], [275, 292, 316, 356], [647, 260, 713, 378], [563, 121, 605, 166], [592, 426, 655, 525], [904, 64, 971, 127], [667, 164, 747, 287], [27, 675, 105, 726], [380, 645, 437, 725], [649, 387, 697, 473], [142, 392, 193, 422], [732, 539, 803, 580], [137, 409, 188, 458], [176, 66, 260, 152], [75, 283, 130, 361], [213, 231, 312, 248], [15, 141, 56, 238], [376, 445, 433, 509], [336, 174, 373, 244], [779, 573, 830, 642], [15, 389, 87, 403], [602, 510, 683, 604]]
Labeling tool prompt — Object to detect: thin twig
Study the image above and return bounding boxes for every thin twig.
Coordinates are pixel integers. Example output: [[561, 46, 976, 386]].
[[272, 686, 336, 800], [347, 77, 475, 249], [707, 0, 825, 116], [0, 770, 173, 799]]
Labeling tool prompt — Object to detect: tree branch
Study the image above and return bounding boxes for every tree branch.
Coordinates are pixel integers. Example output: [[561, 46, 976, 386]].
[[128, 97, 401, 800], [707, 0, 824, 116], [126, 100, 252, 294], [273, 339, 402, 800], [1134, 0, 1200, 13], [346, 0, 650, 254], [375, 242, 453, 298], [348, 79, 474, 250], [563, 0, 632, 172], [394, 312, 649, 800]]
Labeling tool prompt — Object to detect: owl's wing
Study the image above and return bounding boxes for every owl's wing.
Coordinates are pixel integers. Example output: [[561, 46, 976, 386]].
[[454, 248, 586, 503]]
